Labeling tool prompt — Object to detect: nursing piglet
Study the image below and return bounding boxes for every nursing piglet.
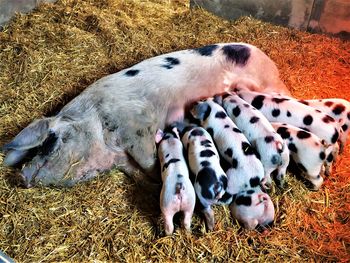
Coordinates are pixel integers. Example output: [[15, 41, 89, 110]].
[[190, 99, 275, 230], [155, 127, 196, 235], [271, 122, 331, 190], [181, 125, 227, 231], [218, 93, 289, 187]]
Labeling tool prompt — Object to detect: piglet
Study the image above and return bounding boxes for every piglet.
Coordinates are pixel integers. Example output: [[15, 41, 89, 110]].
[[271, 122, 332, 190], [181, 125, 227, 231], [155, 127, 196, 235], [218, 93, 289, 187]]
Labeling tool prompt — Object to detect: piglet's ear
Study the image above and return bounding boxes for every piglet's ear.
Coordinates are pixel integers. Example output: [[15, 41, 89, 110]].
[[155, 129, 164, 144], [2, 118, 50, 151], [190, 102, 209, 121], [213, 95, 223, 105]]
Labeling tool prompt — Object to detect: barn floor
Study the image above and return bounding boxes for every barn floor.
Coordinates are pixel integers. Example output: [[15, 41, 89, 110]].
[[0, 0, 349, 262]]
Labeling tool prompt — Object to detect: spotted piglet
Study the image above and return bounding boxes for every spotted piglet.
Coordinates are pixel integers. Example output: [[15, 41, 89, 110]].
[[155, 127, 196, 235], [300, 98, 350, 153], [236, 89, 340, 176], [218, 93, 289, 187], [181, 125, 227, 231], [190, 99, 275, 230], [271, 122, 332, 190]]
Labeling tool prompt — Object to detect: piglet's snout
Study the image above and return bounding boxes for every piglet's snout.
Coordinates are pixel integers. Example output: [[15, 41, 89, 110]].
[[214, 181, 225, 199]]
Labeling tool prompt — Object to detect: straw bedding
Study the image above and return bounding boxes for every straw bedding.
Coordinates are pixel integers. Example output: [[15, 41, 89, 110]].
[[0, 0, 349, 261]]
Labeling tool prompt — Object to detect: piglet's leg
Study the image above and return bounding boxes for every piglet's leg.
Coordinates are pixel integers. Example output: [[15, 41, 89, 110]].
[[202, 206, 215, 231], [163, 213, 175, 236], [183, 210, 193, 232]]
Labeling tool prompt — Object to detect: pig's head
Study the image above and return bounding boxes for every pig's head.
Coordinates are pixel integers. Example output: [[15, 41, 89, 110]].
[[230, 188, 275, 230], [2, 114, 114, 187]]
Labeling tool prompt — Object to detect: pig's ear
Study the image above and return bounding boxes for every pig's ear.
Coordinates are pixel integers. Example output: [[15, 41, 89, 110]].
[[172, 127, 180, 139], [190, 102, 210, 121], [155, 129, 164, 144], [2, 119, 50, 151], [213, 95, 223, 105], [243, 218, 259, 230]]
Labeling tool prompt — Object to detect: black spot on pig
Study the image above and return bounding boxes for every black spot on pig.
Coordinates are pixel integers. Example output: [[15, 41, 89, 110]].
[[200, 149, 216, 158], [200, 160, 211, 167], [331, 128, 339, 144], [193, 44, 218, 56], [201, 139, 212, 147], [272, 109, 280, 117], [165, 153, 169, 158], [323, 115, 334, 123], [251, 95, 265, 110], [190, 128, 204, 137], [297, 163, 307, 172], [288, 143, 298, 153], [197, 167, 218, 199], [124, 69, 140, 76], [224, 124, 230, 128], [319, 151, 326, 160], [332, 104, 345, 115], [162, 158, 180, 171], [218, 192, 233, 204], [286, 111, 292, 117], [235, 195, 252, 206], [272, 98, 289, 103], [177, 174, 183, 178], [303, 115, 313, 125], [264, 136, 274, 143], [276, 127, 290, 139], [222, 44, 251, 65], [247, 189, 254, 194], [297, 130, 311, 139], [342, 124, 348, 132], [162, 57, 180, 69], [243, 103, 250, 108], [325, 101, 334, 107], [232, 106, 241, 117], [232, 158, 238, 169], [249, 176, 260, 188], [250, 116, 260, 123], [327, 153, 334, 162], [298, 100, 309, 105], [233, 127, 242, 133], [215, 111, 227, 119], [207, 127, 214, 137], [203, 105, 212, 120], [224, 148, 233, 158], [242, 142, 255, 155]]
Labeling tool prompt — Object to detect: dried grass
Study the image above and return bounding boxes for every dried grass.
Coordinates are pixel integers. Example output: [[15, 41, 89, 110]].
[[0, 0, 349, 262]]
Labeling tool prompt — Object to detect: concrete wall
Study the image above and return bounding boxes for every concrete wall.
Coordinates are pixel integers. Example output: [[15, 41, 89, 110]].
[[191, 0, 350, 38], [0, 0, 57, 26]]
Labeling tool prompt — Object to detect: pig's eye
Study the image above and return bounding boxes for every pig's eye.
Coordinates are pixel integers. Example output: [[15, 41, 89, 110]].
[[61, 131, 73, 143]]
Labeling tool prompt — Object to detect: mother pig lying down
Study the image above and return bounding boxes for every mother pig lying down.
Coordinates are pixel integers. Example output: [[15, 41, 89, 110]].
[[2, 42, 290, 187]]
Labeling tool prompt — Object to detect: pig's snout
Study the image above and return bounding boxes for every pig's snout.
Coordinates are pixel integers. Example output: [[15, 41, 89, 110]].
[[214, 181, 224, 199], [21, 166, 37, 188], [271, 154, 282, 165]]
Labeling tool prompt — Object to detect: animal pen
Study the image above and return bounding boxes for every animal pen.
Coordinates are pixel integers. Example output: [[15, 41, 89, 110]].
[[0, 0, 349, 262]]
